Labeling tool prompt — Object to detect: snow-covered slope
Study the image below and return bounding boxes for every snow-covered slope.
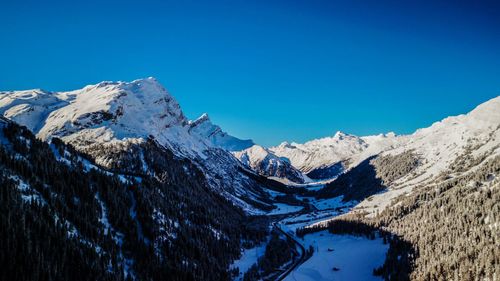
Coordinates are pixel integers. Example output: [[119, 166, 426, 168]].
[[386, 95, 500, 184], [334, 96, 500, 217], [0, 89, 69, 133], [270, 132, 367, 173], [0, 78, 271, 213], [189, 113, 254, 151], [235, 97, 498, 185], [238, 131, 400, 181], [2, 78, 185, 138], [233, 145, 308, 183], [270, 131, 400, 173]]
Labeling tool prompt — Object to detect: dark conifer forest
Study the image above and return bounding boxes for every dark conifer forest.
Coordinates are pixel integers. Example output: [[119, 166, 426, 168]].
[[0, 120, 268, 281]]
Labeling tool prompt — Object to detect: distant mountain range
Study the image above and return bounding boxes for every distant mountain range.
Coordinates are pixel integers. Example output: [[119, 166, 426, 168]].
[[237, 97, 500, 190]]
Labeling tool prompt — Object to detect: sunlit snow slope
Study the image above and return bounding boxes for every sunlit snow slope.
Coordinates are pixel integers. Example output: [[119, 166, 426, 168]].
[[0, 78, 271, 213]]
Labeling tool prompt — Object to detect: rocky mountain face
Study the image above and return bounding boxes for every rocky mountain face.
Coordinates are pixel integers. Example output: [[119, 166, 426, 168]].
[[233, 145, 308, 184], [232, 131, 400, 183], [189, 113, 254, 151], [0, 78, 271, 213], [271, 131, 368, 173]]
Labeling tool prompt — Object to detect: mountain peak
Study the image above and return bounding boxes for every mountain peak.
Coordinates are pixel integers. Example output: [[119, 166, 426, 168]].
[[189, 114, 254, 151], [80, 77, 169, 99], [0, 78, 190, 143], [386, 132, 396, 137], [333, 131, 347, 139], [130, 76, 161, 86], [277, 141, 294, 149], [190, 113, 210, 127]]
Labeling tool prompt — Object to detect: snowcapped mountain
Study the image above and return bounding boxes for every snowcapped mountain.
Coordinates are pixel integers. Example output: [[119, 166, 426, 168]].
[[233, 97, 499, 185], [236, 131, 399, 181], [233, 145, 308, 184], [305, 97, 500, 281], [381, 95, 500, 185], [314, 96, 500, 216], [270, 131, 367, 174], [0, 78, 271, 213], [0, 78, 200, 154], [271, 131, 400, 174], [189, 113, 254, 151], [2, 78, 498, 202]]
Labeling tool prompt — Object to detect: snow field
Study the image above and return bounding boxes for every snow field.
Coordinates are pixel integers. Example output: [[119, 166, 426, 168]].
[[285, 231, 388, 281]]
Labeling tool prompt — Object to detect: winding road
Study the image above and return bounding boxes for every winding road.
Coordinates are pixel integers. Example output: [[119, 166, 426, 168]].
[[272, 221, 307, 281], [266, 204, 318, 281]]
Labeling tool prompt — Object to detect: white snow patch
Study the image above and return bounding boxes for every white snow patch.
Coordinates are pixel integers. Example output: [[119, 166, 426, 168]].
[[231, 241, 268, 281], [285, 231, 388, 281]]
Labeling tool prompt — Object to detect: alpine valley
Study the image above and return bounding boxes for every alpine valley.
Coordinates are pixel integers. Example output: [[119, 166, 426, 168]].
[[0, 78, 498, 281]]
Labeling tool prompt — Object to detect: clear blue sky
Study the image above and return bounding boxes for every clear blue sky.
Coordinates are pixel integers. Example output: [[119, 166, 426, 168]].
[[1, 0, 499, 146]]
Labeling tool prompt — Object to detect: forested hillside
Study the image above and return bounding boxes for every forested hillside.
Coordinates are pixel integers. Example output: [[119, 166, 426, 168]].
[[0, 119, 268, 281], [298, 150, 499, 281], [317, 150, 420, 202], [374, 153, 499, 280]]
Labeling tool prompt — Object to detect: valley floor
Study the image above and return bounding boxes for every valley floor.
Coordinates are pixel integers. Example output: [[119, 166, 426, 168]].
[[284, 231, 388, 281], [232, 184, 389, 281]]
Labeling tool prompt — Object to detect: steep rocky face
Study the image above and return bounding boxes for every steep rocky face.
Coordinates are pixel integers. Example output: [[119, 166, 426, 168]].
[[189, 113, 254, 151]]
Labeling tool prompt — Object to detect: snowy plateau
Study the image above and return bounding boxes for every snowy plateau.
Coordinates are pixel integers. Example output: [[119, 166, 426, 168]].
[[1, 78, 499, 281]]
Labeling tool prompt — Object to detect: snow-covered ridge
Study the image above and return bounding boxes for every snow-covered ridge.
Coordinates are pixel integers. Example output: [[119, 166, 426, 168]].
[[385, 95, 500, 186], [189, 113, 254, 151], [233, 145, 308, 183], [270, 131, 367, 172], [0, 89, 70, 133], [267, 131, 399, 174], [0, 78, 269, 213], [1, 78, 216, 159], [237, 96, 499, 183], [43, 78, 187, 140], [0, 77, 250, 158], [1, 78, 183, 135], [321, 96, 500, 217], [2, 79, 498, 193]]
